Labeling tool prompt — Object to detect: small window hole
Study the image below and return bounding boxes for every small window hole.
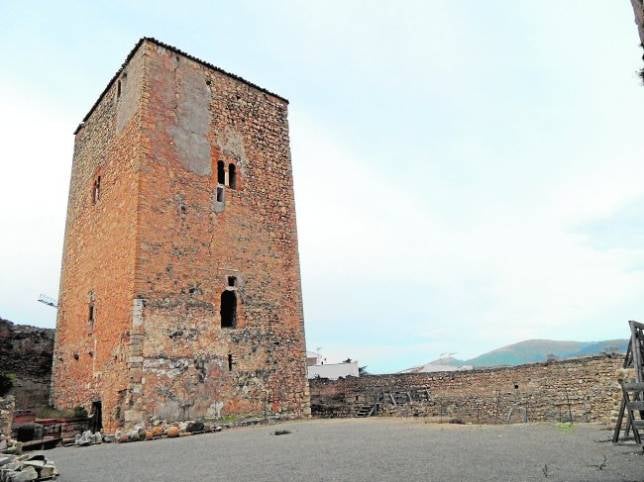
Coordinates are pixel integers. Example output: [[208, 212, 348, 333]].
[[227, 276, 237, 287], [92, 176, 101, 204], [216, 187, 224, 203], [217, 160, 225, 185], [228, 354, 233, 371]]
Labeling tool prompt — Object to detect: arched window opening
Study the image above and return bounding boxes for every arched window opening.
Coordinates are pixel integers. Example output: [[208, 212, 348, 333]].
[[217, 160, 225, 184], [228, 164, 236, 189], [220, 290, 237, 328]]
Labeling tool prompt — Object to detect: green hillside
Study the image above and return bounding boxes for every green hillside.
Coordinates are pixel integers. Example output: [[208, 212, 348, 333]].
[[465, 338, 628, 368]]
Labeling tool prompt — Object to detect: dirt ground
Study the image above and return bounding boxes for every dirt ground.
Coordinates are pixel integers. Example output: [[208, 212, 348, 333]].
[[47, 418, 644, 481]]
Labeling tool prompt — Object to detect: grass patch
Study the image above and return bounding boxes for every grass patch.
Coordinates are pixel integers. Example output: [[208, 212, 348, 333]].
[[220, 415, 240, 423], [556, 422, 574, 432]]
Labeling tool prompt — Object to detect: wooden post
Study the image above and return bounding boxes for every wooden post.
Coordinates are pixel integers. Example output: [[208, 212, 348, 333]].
[[613, 397, 626, 443]]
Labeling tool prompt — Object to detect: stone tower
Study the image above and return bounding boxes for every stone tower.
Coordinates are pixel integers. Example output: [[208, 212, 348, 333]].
[[51, 38, 310, 432]]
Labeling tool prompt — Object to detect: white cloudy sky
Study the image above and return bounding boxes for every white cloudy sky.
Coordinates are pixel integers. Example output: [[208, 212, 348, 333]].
[[1, 1, 644, 372]]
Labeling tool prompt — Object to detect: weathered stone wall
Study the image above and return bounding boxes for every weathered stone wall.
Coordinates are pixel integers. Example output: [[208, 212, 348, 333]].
[[125, 41, 309, 426], [0, 396, 15, 437], [310, 355, 624, 424], [0, 317, 54, 410], [53, 38, 309, 432]]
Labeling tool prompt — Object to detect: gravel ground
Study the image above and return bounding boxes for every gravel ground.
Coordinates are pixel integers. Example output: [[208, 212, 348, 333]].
[[46, 419, 644, 481]]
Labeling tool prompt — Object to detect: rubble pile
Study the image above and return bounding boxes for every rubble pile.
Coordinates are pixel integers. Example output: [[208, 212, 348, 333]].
[[112, 421, 222, 444], [73, 430, 102, 447], [0, 435, 20, 457], [0, 453, 58, 481], [66, 420, 224, 448]]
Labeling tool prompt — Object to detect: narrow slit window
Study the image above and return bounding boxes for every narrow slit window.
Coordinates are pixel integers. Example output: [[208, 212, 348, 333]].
[[88, 303, 95, 325], [92, 176, 101, 204], [217, 160, 225, 184], [117, 80, 122, 98], [228, 164, 236, 189], [220, 290, 237, 328], [228, 354, 233, 371]]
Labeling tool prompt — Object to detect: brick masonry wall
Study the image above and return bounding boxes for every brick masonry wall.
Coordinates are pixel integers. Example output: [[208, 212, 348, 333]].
[[53, 39, 309, 431], [52, 47, 145, 433], [310, 355, 625, 424]]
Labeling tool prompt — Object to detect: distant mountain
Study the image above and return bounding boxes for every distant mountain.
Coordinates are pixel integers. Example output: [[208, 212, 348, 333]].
[[574, 340, 628, 357], [400, 356, 470, 374], [403, 338, 629, 373]]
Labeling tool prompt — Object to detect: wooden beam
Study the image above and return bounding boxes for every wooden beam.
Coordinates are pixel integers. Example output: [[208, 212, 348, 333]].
[[626, 401, 644, 411], [622, 382, 644, 391], [613, 397, 626, 443]]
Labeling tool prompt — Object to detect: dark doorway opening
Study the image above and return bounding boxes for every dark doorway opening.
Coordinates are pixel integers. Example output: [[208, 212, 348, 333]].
[[90, 401, 103, 433], [220, 290, 237, 328]]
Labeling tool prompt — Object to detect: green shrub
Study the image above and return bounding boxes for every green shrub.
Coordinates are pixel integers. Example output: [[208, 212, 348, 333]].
[[0, 372, 15, 397], [73, 406, 88, 418]]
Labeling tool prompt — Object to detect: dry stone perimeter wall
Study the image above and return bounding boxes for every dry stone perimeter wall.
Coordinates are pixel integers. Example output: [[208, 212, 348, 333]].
[[310, 355, 625, 424]]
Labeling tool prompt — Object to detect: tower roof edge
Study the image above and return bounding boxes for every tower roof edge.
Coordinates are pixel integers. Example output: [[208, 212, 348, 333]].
[[74, 37, 289, 135]]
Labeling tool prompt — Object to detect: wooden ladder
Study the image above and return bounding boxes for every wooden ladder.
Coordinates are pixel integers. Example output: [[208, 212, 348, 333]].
[[612, 320, 644, 448], [355, 404, 376, 417], [617, 382, 644, 445]]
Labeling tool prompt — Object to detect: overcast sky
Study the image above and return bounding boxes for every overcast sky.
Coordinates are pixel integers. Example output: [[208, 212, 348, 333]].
[[1, 1, 644, 373]]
